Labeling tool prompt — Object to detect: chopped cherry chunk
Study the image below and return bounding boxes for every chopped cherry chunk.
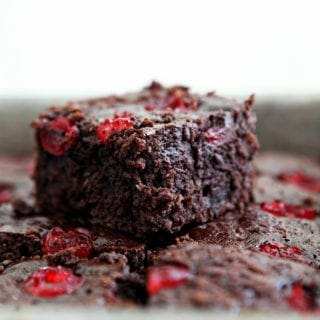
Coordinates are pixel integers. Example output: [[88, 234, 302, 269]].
[[286, 283, 317, 312], [144, 89, 198, 112], [0, 184, 13, 204], [278, 171, 320, 194], [260, 201, 317, 220], [205, 128, 228, 145], [96, 118, 133, 142], [258, 241, 303, 259], [22, 266, 84, 298], [167, 95, 187, 110], [39, 116, 78, 156], [147, 264, 193, 295], [43, 227, 93, 258], [144, 104, 156, 111]]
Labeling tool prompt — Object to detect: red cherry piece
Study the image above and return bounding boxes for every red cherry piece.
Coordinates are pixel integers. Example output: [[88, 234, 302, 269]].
[[260, 201, 317, 220], [286, 284, 316, 312], [22, 266, 84, 298], [145, 104, 156, 111], [43, 227, 93, 258], [166, 88, 198, 111], [278, 171, 320, 194], [167, 95, 186, 110], [0, 184, 13, 204], [96, 118, 133, 142], [258, 241, 303, 259], [144, 92, 197, 112], [39, 116, 78, 156], [147, 264, 193, 295], [205, 128, 228, 145]]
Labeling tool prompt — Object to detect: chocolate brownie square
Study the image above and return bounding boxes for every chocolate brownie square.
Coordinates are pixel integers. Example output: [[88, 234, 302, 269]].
[[147, 243, 320, 311], [0, 203, 146, 271], [253, 152, 320, 207], [0, 253, 145, 306], [0, 155, 146, 269], [0, 204, 48, 267], [178, 207, 320, 268], [33, 82, 258, 237]]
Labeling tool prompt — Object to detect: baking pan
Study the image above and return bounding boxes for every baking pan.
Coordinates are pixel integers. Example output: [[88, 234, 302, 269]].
[[0, 96, 319, 319]]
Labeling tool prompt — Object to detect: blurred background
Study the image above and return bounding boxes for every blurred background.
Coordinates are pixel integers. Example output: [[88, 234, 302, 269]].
[[0, 0, 319, 154], [1, 0, 320, 97]]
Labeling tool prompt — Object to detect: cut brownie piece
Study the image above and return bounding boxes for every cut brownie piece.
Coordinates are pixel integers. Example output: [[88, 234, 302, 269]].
[[147, 243, 320, 311], [254, 152, 320, 207], [33, 82, 258, 237], [0, 252, 145, 306], [0, 203, 145, 270], [46, 224, 146, 271], [0, 204, 50, 267], [178, 207, 320, 267], [0, 156, 146, 269]]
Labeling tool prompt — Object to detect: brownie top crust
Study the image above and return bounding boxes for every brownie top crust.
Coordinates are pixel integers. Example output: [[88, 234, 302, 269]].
[[34, 81, 255, 129], [148, 243, 320, 310]]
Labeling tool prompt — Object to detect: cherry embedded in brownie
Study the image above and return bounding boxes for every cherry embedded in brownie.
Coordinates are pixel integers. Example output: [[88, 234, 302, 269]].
[[0, 252, 145, 306], [32, 82, 258, 237], [177, 206, 320, 267], [0, 204, 146, 271], [147, 243, 320, 311]]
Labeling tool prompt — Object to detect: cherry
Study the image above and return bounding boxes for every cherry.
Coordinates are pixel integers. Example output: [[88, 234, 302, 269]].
[[22, 266, 84, 298], [260, 201, 317, 220], [278, 171, 320, 194], [39, 116, 78, 156], [96, 118, 133, 142], [144, 104, 156, 111], [258, 242, 303, 259], [205, 128, 228, 145], [43, 227, 93, 258], [0, 184, 13, 204], [144, 90, 198, 112], [286, 283, 317, 312], [147, 264, 193, 295]]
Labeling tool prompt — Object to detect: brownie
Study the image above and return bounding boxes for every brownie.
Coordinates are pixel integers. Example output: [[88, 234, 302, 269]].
[[0, 204, 49, 267], [254, 152, 320, 208], [177, 207, 320, 268], [147, 243, 320, 311], [0, 156, 146, 270], [32, 82, 258, 237], [0, 252, 145, 306], [0, 203, 146, 271], [176, 152, 320, 267]]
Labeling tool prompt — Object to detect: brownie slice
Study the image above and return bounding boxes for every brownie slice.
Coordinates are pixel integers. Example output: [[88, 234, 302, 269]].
[[0, 204, 50, 267], [0, 203, 146, 271], [254, 152, 320, 208], [147, 243, 320, 311], [33, 82, 258, 237], [0, 252, 145, 306], [178, 207, 320, 267]]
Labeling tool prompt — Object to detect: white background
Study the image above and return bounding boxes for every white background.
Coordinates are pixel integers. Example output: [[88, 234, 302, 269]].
[[0, 0, 319, 98]]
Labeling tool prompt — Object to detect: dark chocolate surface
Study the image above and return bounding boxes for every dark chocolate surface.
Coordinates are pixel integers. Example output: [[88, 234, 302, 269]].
[[148, 243, 320, 310], [0, 253, 144, 306]]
